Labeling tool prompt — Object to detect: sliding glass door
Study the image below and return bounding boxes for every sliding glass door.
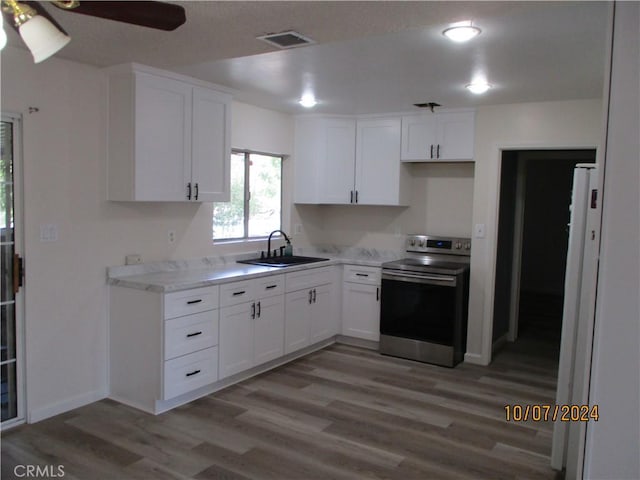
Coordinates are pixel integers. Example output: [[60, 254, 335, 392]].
[[1, 115, 24, 426]]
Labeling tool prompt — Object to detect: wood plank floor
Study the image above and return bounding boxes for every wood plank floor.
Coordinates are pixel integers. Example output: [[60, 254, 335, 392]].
[[1, 341, 564, 480]]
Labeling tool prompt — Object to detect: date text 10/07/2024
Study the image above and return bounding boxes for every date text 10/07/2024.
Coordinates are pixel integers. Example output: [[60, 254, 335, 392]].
[[504, 404, 599, 422]]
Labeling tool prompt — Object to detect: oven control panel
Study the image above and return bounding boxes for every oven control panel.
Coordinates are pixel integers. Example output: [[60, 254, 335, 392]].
[[406, 235, 471, 256]]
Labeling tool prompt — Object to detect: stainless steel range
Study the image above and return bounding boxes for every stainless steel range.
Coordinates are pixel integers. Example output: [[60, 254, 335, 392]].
[[380, 234, 471, 367]]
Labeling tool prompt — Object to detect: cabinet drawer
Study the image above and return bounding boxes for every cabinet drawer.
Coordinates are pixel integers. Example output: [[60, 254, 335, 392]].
[[255, 275, 284, 298], [286, 266, 332, 292], [343, 265, 381, 285], [164, 310, 218, 360], [164, 286, 219, 319], [163, 347, 218, 399], [220, 279, 255, 307]]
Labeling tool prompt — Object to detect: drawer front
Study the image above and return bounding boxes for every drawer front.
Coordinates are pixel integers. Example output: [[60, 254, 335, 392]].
[[343, 265, 381, 285], [164, 286, 219, 320], [220, 279, 255, 307], [285, 266, 332, 292], [163, 347, 218, 399], [164, 310, 218, 360], [255, 274, 284, 298]]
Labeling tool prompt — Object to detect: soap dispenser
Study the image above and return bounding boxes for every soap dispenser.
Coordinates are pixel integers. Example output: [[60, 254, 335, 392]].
[[284, 238, 293, 256]]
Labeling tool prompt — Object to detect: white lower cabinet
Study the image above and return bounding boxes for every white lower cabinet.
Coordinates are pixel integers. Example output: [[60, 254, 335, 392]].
[[218, 275, 285, 379], [284, 266, 340, 354], [109, 285, 219, 414], [341, 265, 381, 341]]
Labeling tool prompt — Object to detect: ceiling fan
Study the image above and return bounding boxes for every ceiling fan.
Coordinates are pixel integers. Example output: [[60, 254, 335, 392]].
[[0, 0, 186, 63]]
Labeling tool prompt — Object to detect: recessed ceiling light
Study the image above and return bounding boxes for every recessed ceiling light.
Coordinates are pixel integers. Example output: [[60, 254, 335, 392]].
[[443, 23, 481, 43], [466, 82, 492, 94], [299, 93, 317, 108]]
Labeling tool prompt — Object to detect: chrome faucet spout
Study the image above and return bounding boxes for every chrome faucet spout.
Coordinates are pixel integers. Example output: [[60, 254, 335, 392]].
[[266, 230, 291, 257]]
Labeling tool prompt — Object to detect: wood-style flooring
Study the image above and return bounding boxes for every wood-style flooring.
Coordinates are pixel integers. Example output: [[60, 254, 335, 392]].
[[1, 340, 563, 480]]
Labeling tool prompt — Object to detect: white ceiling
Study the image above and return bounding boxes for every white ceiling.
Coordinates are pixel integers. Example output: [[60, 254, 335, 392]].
[[5, 1, 609, 115]]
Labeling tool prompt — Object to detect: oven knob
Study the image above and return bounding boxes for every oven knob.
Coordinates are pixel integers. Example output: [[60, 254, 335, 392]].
[[455, 242, 462, 249], [464, 242, 471, 250], [419, 239, 425, 247], [409, 239, 416, 246]]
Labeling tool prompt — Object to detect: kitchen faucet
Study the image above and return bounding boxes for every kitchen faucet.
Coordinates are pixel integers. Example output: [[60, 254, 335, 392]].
[[265, 230, 291, 258]]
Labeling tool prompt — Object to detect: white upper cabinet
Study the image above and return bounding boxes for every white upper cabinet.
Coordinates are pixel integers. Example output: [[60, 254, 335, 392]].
[[401, 110, 475, 162], [355, 117, 409, 205], [294, 116, 356, 204], [107, 64, 231, 202], [294, 115, 410, 205]]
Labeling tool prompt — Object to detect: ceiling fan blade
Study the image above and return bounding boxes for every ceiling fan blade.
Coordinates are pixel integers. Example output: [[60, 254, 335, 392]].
[[55, 1, 186, 31]]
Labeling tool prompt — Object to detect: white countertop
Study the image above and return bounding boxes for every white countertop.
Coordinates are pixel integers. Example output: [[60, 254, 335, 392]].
[[107, 247, 402, 293]]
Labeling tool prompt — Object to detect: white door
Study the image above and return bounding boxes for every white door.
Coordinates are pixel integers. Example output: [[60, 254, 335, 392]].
[[400, 114, 436, 161], [284, 289, 311, 354], [219, 302, 253, 379], [435, 111, 475, 160], [1, 114, 25, 427], [319, 118, 356, 204], [355, 117, 402, 205], [342, 282, 381, 341], [254, 295, 285, 366], [135, 72, 192, 201], [191, 87, 230, 202], [309, 283, 338, 343]]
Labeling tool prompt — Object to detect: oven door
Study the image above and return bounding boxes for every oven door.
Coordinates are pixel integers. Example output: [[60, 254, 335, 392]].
[[380, 270, 458, 345]]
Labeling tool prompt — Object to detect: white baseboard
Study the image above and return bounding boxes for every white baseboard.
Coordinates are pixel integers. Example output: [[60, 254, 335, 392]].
[[464, 352, 489, 366], [335, 335, 379, 350], [28, 389, 108, 424]]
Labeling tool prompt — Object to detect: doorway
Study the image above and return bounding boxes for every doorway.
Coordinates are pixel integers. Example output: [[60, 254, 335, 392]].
[[1, 114, 25, 428], [492, 149, 596, 359]]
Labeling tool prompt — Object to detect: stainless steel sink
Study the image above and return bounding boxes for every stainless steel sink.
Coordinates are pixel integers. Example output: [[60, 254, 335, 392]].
[[237, 255, 329, 268]]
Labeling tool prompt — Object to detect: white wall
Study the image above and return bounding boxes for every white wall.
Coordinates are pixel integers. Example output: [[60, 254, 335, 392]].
[[584, 2, 640, 478], [466, 99, 603, 365], [0, 47, 296, 421]]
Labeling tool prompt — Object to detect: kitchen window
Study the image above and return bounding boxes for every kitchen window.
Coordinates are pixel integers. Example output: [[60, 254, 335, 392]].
[[213, 150, 282, 241]]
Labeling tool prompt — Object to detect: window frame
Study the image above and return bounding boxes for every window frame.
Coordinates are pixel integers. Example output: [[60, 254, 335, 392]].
[[213, 149, 283, 243]]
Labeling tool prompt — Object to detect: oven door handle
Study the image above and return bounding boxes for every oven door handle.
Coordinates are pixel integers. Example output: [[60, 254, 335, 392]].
[[382, 271, 457, 286]]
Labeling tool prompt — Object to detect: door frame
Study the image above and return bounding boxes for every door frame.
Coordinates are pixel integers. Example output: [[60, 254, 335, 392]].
[[1, 112, 26, 429]]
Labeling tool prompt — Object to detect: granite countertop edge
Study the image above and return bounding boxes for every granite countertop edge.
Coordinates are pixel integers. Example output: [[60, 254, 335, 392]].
[[107, 249, 401, 293]]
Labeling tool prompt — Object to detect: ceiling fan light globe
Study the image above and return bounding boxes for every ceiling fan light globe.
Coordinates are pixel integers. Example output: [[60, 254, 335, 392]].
[[19, 15, 71, 63]]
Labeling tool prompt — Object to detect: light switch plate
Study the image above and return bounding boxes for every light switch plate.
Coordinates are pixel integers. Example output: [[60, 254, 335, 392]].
[[40, 224, 58, 242], [474, 223, 486, 238]]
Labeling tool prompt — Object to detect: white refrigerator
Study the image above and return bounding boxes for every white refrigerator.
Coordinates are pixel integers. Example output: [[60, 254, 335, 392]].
[[551, 164, 599, 478]]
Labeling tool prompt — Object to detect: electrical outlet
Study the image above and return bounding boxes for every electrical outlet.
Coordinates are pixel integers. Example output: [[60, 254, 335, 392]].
[[125, 254, 142, 265], [294, 224, 303, 235], [168, 230, 176, 244]]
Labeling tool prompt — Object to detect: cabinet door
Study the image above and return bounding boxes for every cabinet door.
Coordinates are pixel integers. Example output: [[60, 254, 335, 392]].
[[310, 283, 339, 343], [355, 117, 404, 205], [319, 118, 356, 204], [284, 289, 311, 354], [400, 114, 436, 161], [219, 302, 253, 379], [342, 282, 381, 341], [191, 87, 231, 202], [135, 72, 192, 201], [254, 295, 285, 366], [435, 111, 475, 160]]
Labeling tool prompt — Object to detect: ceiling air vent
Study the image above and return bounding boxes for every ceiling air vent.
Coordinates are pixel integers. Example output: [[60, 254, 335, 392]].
[[257, 30, 316, 49]]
